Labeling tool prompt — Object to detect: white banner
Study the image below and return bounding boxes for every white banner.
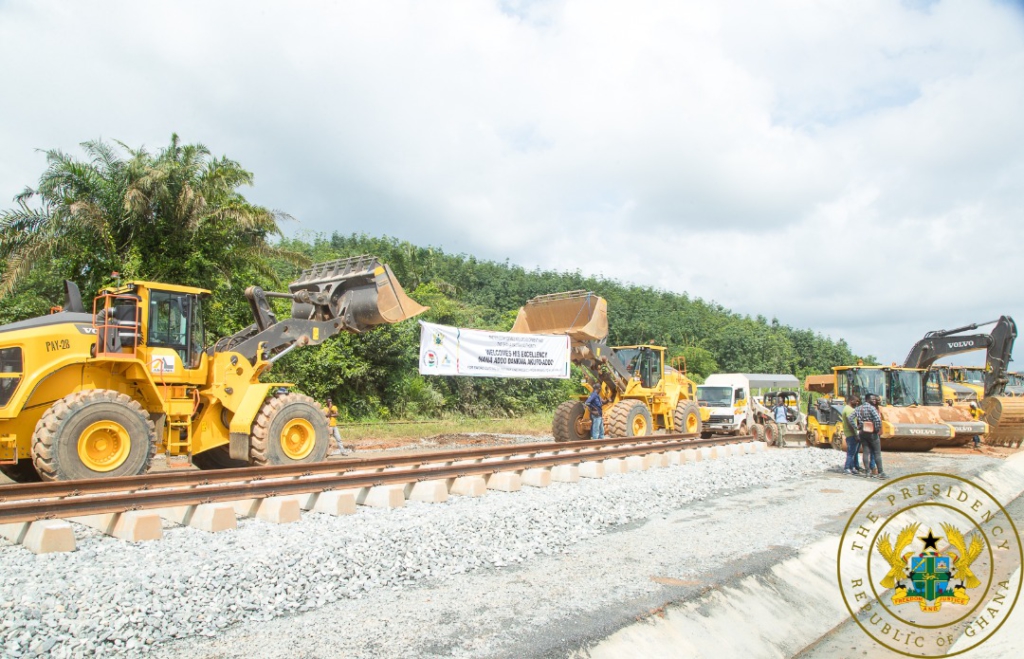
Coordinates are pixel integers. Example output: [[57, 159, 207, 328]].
[[419, 321, 570, 379]]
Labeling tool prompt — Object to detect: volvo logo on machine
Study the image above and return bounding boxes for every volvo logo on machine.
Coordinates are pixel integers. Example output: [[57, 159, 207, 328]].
[[946, 340, 975, 348]]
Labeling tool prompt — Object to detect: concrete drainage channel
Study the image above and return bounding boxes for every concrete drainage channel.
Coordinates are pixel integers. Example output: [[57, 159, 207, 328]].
[[576, 451, 1024, 659]]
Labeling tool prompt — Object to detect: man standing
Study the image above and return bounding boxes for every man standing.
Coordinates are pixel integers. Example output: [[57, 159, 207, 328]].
[[584, 387, 606, 439], [841, 395, 862, 475], [969, 401, 982, 449], [772, 396, 789, 424], [857, 394, 886, 479]]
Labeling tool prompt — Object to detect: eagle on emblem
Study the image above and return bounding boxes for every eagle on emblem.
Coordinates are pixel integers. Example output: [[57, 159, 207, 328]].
[[876, 522, 920, 588], [940, 523, 983, 589]]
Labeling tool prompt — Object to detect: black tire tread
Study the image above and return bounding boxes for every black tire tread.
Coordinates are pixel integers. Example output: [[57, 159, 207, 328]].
[[552, 400, 587, 443], [672, 400, 703, 435], [31, 389, 156, 482], [249, 391, 330, 466], [607, 399, 652, 438]]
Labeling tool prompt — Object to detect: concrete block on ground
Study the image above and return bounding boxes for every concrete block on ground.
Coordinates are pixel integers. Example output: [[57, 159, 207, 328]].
[[665, 450, 683, 466], [752, 441, 767, 453], [741, 443, 755, 455], [70, 511, 163, 541], [699, 447, 715, 461], [486, 471, 523, 492], [448, 475, 487, 497], [521, 468, 552, 488], [0, 520, 76, 554], [233, 496, 301, 523], [157, 504, 236, 532], [624, 455, 646, 472], [405, 480, 450, 503], [551, 464, 580, 483], [579, 462, 606, 479], [603, 458, 626, 474], [357, 485, 405, 509], [682, 448, 701, 463], [730, 444, 746, 457], [312, 490, 358, 515], [645, 453, 668, 468]]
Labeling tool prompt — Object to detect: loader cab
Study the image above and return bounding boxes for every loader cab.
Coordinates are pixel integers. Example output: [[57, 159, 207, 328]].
[[834, 366, 941, 408], [616, 346, 664, 389], [94, 282, 211, 382]]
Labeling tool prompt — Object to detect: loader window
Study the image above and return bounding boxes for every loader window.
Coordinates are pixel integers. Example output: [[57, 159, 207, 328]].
[[889, 371, 923, 406], [640, 350, 661, 388], [149, 291, 191, 365], [924, 370, 944, 406], [837, 369, 885, 403], [0, 347, 22, 407], [189, 296, 205, 369]]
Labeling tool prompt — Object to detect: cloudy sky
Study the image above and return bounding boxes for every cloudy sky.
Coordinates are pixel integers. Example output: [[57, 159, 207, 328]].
[[1, 0, 1021, 366]]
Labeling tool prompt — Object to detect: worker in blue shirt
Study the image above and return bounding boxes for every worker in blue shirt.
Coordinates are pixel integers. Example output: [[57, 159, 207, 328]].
[[772, 396, 789, 424], [584, 387, 606, 439]]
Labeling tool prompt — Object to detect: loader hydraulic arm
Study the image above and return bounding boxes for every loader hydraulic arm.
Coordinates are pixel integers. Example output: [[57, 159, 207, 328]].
[[902, 316, 1017, 397], [213, 255, 427, 365]]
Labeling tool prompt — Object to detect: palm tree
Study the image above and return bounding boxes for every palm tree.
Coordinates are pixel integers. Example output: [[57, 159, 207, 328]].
[[0, 134, 306, 300]]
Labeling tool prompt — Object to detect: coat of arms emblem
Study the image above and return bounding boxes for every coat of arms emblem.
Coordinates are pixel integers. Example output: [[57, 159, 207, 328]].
[[876, 522, 981, 612]]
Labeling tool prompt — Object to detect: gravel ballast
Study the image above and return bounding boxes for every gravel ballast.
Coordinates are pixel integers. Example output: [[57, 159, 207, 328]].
[[0, 447, 997, 657]]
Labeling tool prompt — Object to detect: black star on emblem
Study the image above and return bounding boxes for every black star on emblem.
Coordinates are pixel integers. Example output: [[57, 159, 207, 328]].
[[919, 529, 941, 551]]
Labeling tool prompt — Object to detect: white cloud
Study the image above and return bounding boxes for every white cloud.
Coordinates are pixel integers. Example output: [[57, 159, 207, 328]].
[[0, 0, 1021, 366]]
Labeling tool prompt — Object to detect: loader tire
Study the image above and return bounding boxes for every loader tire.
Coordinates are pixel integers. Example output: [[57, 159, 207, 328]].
[[0, 459, 41, 483], [831, 429, 846, 452], [193, 445, 249, 470], [607, 400, 653, 438], [764, 421, 783, 448], [553, 400, 589, 442], [672, 400, 703, 435], [31, 389, 156, 482], [249, 392, 330, 466], [751, 423, 766, 443]]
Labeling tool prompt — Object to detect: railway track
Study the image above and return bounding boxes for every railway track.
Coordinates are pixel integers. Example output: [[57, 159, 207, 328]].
[[0, 433, 759, 525]]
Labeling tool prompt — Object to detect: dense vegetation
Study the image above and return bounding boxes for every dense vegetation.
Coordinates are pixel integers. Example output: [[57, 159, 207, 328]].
[[0, 136, 869, 420]]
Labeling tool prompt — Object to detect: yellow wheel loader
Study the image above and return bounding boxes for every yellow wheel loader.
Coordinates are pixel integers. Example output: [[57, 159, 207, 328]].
[[510, 291, 704, 442], [0, 255, 426, 482]]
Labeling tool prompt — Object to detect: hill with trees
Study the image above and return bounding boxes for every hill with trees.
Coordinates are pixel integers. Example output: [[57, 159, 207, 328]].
[[0, 136, 869, 420]]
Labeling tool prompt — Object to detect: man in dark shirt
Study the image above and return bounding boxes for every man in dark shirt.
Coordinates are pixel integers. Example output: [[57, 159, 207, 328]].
[[856, 394, 886, 479], [584, 388, 606, 439]]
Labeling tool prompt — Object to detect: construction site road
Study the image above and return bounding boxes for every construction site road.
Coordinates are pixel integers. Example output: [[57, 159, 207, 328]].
[[136, 448, 1018, 659], [3, 443, 1019, 657]]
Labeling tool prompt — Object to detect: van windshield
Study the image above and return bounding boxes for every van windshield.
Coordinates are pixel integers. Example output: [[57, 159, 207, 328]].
[[697, 386, 732, 407]]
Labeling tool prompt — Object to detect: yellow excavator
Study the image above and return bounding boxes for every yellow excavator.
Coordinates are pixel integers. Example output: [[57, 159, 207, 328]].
[[902, 316, 1021, 448], [510, 291, 704, 442], [0, 255, 426, 482]]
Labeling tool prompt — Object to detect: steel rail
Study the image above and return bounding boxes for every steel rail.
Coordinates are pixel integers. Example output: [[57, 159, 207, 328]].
[[0, 435, 756, 524], [0, 433, 704, 502]]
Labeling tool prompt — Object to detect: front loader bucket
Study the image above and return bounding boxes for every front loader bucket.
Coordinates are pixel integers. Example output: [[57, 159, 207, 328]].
[[511, 291, 609, 343], [289, 255, 427, 332]]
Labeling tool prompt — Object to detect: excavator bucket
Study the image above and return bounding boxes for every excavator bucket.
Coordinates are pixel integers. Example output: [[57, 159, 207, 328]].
[[511, 291, 609, 343], [289, 255, 427, 332], [982, 396, 1024, 448]]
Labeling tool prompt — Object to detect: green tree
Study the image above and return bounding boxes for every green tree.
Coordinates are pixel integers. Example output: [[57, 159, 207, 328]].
[[0, 135, 303, 335]]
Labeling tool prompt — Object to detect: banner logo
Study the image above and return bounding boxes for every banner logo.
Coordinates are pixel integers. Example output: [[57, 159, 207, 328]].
[[838, 473, 1022, 656]]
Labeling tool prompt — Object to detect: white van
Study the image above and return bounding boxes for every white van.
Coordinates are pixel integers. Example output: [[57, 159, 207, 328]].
[[696, 373, 800, 436]]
